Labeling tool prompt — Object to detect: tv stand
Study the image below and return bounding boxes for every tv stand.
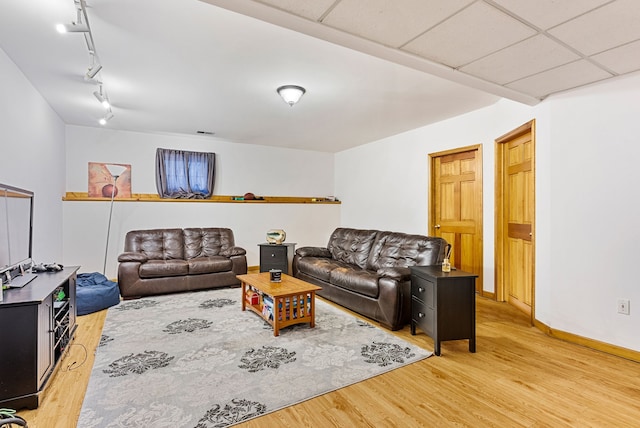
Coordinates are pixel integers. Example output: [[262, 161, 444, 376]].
[[0, 266, 79, 410]]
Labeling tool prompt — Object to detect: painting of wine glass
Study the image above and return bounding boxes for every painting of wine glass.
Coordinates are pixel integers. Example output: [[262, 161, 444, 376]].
[[88, 162, 131, 198]]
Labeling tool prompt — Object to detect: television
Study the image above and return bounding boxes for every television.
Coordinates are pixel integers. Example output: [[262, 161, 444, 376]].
[[0, 183, 34, 283]]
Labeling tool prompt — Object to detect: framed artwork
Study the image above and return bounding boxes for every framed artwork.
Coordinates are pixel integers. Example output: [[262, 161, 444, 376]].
[[88, 162, 132, 198]]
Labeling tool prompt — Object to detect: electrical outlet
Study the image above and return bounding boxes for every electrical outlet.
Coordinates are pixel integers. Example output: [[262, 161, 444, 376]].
[[617, 299, 630, 315]]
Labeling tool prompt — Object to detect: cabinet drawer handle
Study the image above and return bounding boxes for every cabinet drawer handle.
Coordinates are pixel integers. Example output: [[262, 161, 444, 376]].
[[418, 287, 424, 293], [418, 312, 425, 318], [271, 254, 275, 257]]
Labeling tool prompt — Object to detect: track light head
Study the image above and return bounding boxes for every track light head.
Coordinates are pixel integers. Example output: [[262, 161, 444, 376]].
[[86, 63, 103, 79], [93, 89, 110, 109], [99, 112, 114, 126], [56, 22, 89, 33], [56, 5, 89, 33]]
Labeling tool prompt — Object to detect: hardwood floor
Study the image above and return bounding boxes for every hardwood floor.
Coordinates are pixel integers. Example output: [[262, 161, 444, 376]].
[[19, 296, 640, 427]]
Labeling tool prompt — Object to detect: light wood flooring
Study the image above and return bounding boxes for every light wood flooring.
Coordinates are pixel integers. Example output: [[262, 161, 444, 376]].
[[19, 295, 640, 427]]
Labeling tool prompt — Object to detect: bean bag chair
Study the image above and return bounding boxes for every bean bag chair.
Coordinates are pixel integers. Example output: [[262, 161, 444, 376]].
[[77, 272, 121, 315]]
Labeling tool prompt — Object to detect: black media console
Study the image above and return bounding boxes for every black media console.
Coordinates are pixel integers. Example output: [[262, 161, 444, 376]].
[[0, 266, 79, 409]]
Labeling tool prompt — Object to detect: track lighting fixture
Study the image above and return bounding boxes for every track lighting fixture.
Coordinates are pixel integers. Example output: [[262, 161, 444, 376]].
[[93, 85, 110, 109], [56, 1, 89, 33], [99, 111, 114, 126], [58, 0, 117, 126], [56, 22, 89, 33], [86, 63, 103, 80], [84, 50, 102, 81]]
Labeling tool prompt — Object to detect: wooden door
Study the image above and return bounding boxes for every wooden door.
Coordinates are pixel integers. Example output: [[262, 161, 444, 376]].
[[495, 120, 535, 318], [429, 145, 483, 293]]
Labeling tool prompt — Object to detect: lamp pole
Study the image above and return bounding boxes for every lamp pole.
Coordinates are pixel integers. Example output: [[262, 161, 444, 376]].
[[103, 174, 119, 276]]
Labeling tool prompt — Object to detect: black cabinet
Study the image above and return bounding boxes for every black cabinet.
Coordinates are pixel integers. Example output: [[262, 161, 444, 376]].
[[258, 243, 296, 274], [0, 267, 79, 409], [410, 266, 477, 356]]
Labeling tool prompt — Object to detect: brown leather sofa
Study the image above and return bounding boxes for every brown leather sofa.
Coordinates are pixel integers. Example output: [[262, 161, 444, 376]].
[[117, 227, 247, 299], [292, 227, 447, 330]]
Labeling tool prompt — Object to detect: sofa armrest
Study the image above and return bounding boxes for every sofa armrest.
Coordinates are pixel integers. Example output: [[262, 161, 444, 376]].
[[296, 246, 331, 258], [220, 246, 246, 257], [377, 266, 412, 282], [118, 252, 148, 263]]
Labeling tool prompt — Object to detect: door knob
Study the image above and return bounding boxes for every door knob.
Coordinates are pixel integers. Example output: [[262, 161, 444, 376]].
[[435, 224, 441, 229]]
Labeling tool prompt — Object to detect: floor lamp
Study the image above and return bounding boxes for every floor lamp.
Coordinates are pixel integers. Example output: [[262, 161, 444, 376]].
[[103, 164, 127, 276]]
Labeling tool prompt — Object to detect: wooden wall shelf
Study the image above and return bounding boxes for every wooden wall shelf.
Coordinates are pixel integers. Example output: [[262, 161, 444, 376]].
[[63, 192, 340, 204]]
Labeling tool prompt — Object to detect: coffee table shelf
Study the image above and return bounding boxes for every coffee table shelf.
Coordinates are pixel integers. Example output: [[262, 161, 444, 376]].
[[238, 273, 322, 336]]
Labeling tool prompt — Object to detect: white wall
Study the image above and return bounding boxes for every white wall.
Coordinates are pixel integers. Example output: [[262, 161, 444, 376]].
[[63, 126, 340, 277], [0, 48, 66, 265], [335, 98, 535, 296], [546, 74, 640, 349], [335, 72, 640, 351]]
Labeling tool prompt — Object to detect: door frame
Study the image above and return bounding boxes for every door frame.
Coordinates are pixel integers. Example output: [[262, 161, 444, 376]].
[[494, 119, 536, 321], [429, 143, 484, 294]]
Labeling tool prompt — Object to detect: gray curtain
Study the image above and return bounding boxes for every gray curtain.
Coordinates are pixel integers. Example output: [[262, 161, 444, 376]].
[[155, 148, 216, 199]]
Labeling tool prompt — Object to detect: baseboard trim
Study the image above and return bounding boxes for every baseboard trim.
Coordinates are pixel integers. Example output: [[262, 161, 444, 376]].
[[247, 265, 260, 274], [481, 290, 495, 299], [533, 319, 640, 363]]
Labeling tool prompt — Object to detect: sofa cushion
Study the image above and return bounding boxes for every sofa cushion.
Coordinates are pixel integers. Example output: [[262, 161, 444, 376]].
[[295, 257, 353, 282], [329, 267, 379, 299], [327, 228, 378, 269], [296, 247, 332, 258], [139, 259, 189, 278], [184, 228, 235, 259], [125, 228, 185, 260], [367, 231, 445, 271], [187, 256, 233, 274]]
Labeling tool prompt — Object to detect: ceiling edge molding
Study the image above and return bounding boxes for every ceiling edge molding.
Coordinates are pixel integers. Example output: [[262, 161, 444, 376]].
[[200, 0, 541, 106]]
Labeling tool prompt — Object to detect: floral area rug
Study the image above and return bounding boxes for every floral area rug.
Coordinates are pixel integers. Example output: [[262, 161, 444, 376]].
[[78, 287, 431, 427]]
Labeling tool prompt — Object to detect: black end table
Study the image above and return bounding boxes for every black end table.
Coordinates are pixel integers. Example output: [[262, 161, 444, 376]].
[[258, 242, 296, 274], [410, 266, 477, 356]]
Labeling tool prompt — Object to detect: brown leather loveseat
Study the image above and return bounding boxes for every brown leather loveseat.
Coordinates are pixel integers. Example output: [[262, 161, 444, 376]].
[[292, 227, 447, 330], [117, 227, 247, 299]]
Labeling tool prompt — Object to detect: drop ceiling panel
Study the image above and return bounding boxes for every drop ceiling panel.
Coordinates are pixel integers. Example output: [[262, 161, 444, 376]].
[[549, 0, 640, 55], [321, 0, 473, 48], [507, 60, 613, 98], [255, 0, 336, 21], [491, 0, 612, 30], [591, 40, 640, 74], [460, 35, 581, 85], [402, 1, 537, 68]]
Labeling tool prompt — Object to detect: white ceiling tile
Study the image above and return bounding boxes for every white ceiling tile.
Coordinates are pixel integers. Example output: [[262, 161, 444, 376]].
[[402, 1, 537, 68], [507, 60, 613, 98], [254, 0, 337, 21], [460, 35, 580, 85], [321, 0, 474, 47], [491, 0, 611, 30], [549, 0, 640, 55], [591, 40, 640, 74]]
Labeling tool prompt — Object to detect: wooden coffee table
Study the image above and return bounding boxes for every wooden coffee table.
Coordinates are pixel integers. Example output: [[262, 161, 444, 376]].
[[237, 273, 322, 336]]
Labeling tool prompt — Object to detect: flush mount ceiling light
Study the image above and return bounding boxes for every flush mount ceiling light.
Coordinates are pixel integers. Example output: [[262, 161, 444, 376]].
[[277, 85, 306, 106]]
